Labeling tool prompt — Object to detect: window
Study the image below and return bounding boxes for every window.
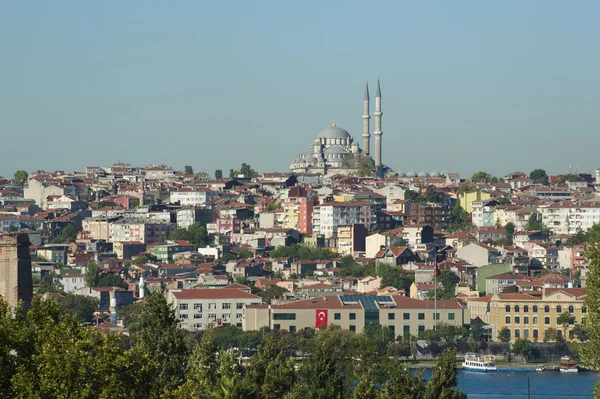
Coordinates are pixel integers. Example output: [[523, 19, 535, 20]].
[[237, 303, 244, 309], [515, 316, 520, 324], [545, 317, 550, 325], [524, 329, 530, 339], [222, 303, 232, 310], [533, 316, 538, 324], [557, 330, 563, 339], [350, 313, 356, 320], [533, 329, 538, 339], [569, 329, 574, 339], [524, 316, 529, 325], [194, 314, 202, 319], [557, 306, 562, 313], [179, 303, 188, 310], [289, 325, 296, 332], [583, 307, 587, 314], [533, 305, 538, 313], [403, 313, 410, 320], [514, 329, 520, 338], [180, 314, 188, 319], [568, 306, 574, 313], [273, 313, 296, 320], [208, 303, 217, 310], [433, 313, 440, 321], [236, 322, 242, 328], [274, 324, 280, 330], [418, 325, 425, 338], [388, 313, 395, 320], [403, 325, 411, 338], [545, 306, 550, 313], [193, 323, 202, 329], [505, 305, 510, 312], [194, 303, 202, 310], [514, 305, 520, 312], [524, 305, 529, 312], [418, 313, 425, 320], [448, 313, 455, 321], [506, 316, 511, 324], [349, 325, 356, 333], [236, 313, 242, 319]]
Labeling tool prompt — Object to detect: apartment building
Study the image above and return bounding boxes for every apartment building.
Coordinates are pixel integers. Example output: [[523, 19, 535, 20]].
[[312, 202, 375, 239], [568, 205, 600, 235], [282, 196, 316, 235], [539, 203, 571, 235], [82, 217, 119, 241], [244, 295, 469, 339], [336, 224, 368, 257], [108, 219, 175, 244], [489, 288, 587, 342], [170, 188, 218, 206], [166, 288, 263, 331], [471, 200, 498, 227]]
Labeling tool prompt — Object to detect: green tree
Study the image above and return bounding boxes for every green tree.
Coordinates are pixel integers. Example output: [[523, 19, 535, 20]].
[[229, 169, 236, 178], [174, 327, 220, 396], [215, 169, 223, 179], [497, 327, 511, 342], [37, 272, 65, 294], [511, 339, 539, 363], [135, 292, 189, 396], [169, 222, 208, 250], [581, 224, 600, 398], [557, 311, 575, 338], [97, 273, 125, 288], [448, 203, 472, 232], [85, 262, 100, 288], [58, 294, 98, 323], [471, 171, 495, 183], [50, 224, 79, 243], [526, 214, 543, 231], [427, 270, 460, 300], [184, 165, 194, 175], [457, 184, 477, 195], [13, 170, 28, 186], [240, 163, 257, 177], [117, 301, 147, 333], [424, 347, 466, 399], [543, 327, 558, 343], [246, 335, 295, 399], [258, 285, 287, 304], [529, 169, 549, 185]]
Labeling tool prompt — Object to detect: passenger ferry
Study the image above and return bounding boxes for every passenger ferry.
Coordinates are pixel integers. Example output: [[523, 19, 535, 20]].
[[559, 356, 578, 373], [462, 353, 497, 372]]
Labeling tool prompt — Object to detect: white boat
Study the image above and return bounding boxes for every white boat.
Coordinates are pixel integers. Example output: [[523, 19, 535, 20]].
[[559, 356, 578, 373], [535, 365, 545, 372], [462, 353, 497, 372]]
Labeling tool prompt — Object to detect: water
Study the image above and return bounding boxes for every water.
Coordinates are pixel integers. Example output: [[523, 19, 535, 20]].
[[422, 370, 598, 398]]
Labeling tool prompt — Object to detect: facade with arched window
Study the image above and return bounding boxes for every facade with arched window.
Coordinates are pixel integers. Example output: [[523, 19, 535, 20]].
[[489, 288, 587, 342]]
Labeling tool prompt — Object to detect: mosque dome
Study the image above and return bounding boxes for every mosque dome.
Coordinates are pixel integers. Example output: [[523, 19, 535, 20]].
[[318, 123, 351, 139], [304, 155, 317, 163], [325, 145, 349, 154], [406, 170, 417, 178], [418, 170, 429, 178], [398, 172, 406, 177]]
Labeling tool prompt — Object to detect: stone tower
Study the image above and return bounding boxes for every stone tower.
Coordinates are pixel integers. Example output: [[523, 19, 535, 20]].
[[362, 78, 371, 155], [0, 233, 33, 312], [374, 76, 383, 169]]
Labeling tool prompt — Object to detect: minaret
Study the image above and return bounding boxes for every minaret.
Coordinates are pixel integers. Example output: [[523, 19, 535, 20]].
[[374, 75, 383, 169], [362, 78, 371, 155]]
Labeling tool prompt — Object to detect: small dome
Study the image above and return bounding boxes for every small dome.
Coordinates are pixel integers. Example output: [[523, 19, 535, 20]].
[[430, 170, 440, 177], [406, 170, 417, 177], [418, 170, 429, 177], [304, 155, 317, 163], [398, 172, 406, 177], [318, 123, 351, 139], [325, 145, 349, 154]]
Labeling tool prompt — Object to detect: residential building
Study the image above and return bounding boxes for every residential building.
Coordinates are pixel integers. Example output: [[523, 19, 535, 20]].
[[82, 217, 119, 241], [113, 241, 147, 260], [60, 274, 86, 293], [336, 224, 368, 257], [176, 207, 215, 229], [374, 246, 416, 266], [167, 288, 262, 331], [312, 202, 375, 239], [456, 243, 502, 267], [170, 188, 218, 206], [152, 241, 195, 262], [485, 271, 529, 294], [489, 288, 587, 342], [405, 202, 449, 229], [471, 200, 499, 227], [108, 219, 175, 244]]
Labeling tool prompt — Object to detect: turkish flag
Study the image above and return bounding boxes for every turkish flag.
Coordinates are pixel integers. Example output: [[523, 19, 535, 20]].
[[315, 309, 328, 328]]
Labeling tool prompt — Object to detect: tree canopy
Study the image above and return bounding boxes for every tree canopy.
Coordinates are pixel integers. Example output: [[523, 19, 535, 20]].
[[470, 171, 498, 183], [529, 169, 548, 185], [13, 170, 28, 186], [169, 222, 208, 250]]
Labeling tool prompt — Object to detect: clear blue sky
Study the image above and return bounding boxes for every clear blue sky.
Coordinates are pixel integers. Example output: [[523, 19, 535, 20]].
[[1, 1, 599, 178]]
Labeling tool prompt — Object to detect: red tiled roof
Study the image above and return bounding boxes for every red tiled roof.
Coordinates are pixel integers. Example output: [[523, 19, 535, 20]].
[[171, 288, 261, 300]]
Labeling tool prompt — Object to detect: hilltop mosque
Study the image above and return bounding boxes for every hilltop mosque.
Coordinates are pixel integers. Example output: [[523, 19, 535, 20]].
[[290, 77, 388, 176]]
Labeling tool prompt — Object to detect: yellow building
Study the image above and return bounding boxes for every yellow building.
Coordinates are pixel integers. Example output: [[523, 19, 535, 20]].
[[460, 191, 490, 214], [489, 288, 587, 342]]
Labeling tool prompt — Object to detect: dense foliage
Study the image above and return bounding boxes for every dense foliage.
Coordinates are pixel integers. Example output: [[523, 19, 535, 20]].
[[0, 294, 465, 399], [169, 223, 209, 250], [270, 244, 336, 260]]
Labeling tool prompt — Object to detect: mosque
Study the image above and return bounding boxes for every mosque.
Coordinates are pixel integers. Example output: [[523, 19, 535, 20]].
[[290, 77, 389, 176]]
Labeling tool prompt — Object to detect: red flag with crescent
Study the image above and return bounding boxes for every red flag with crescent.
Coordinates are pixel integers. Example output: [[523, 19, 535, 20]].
[[315, 309, 328, 328], [434, 249, 441, 277]]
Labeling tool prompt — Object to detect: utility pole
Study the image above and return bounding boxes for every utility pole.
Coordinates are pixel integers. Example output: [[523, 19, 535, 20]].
[[434, 244, 439, 330]]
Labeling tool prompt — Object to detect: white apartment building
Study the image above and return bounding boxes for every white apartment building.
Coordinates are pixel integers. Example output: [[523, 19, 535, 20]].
[[568, 205, 600, 235], [170, 188, 218, 206], [471, 200, 496, 227], [539, 204, 571, 235], [108, 219, 175, 244], [166, 288, 263, 331], [312, 201, 375, 239]]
